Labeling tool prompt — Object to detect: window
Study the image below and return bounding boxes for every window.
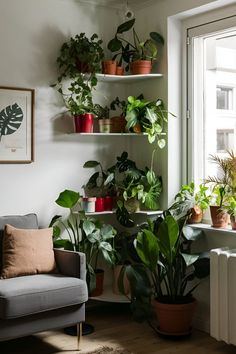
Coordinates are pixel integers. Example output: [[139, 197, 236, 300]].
[[187, 17, 236, 184], [216, 129, 234, 152], [216, 86, 233, 110]]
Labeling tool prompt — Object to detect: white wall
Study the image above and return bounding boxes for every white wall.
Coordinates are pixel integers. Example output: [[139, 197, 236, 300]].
[[0, 0, 135, 226]]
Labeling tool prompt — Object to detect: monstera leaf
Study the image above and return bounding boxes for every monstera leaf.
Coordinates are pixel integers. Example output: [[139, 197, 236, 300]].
[[0, 103, 23, 141]]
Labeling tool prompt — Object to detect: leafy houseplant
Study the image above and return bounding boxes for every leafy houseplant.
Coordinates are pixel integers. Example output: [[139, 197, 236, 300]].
[[93, 104, 111, 133], [170, 182, 211, 223], [109, 97, 127, 133], [50, 189, 117, 294], [52, 33, 104, 131], [223, 196, 236, 230], [108, 18, 164, 74], [125, 95, 175, 147], [125, 212, 209, 334], [205, 152, 236, 228]]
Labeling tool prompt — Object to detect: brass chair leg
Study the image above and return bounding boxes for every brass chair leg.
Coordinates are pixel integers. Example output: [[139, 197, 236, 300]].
[[77, 322, 82, 350]]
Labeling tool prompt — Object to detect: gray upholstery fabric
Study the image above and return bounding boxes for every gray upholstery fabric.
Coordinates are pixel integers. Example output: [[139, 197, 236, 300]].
[[54, 249, 86, 281], [0, 214, 38, 270], [0, 274, 88, 319]]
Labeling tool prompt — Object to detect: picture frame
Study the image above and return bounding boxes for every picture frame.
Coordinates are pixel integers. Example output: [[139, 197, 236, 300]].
[[0, 86, 34, 163]]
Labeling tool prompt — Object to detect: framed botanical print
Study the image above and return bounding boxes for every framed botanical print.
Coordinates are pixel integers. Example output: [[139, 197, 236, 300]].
[[0, 86, 34, 163]]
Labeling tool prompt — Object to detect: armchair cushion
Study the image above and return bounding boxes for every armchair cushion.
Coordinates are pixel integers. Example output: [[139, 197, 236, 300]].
[[0, 214, 38, 271], [0, 274, 88, 319], [1, 225, 56, 279]]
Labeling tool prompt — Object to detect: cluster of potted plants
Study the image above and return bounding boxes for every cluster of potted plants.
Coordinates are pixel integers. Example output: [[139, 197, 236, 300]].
[[82, 151, 162, 220], [50, 189, 117, 296]]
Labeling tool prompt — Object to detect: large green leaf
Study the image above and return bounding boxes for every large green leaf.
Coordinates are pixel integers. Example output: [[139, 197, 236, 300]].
[[136, 230, 159, 272], [157, 215, 179, 262], [149, 32, 164, 45], [0, 103, 23, 139], [107, 37, 122, 52], [55, 190, 80, 208], [100, 224, 115, 239], [117, 19, 135, 34], [83, 219, 96, 236]]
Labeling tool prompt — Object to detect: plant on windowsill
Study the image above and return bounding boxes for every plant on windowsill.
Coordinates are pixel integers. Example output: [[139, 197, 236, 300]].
[[204, 151, 236, 228], [170, 182, 211, 224], [223, 196, 236, 230], [124, 210, 209, 335], [50, 189, 117, 296], [107, 18, 164, 74]]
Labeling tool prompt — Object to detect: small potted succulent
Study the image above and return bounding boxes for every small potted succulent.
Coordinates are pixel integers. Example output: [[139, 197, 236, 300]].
[[107, 18, 164, 74]]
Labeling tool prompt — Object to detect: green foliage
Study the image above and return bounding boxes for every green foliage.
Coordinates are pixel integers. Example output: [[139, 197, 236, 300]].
[[110, 97, 127, 117], [50, 189, 117, 293], [126, 212, 209, 316], [93, 104, 110, 119], [107, 18, 164, 69], [170, 182, 211, 217], [125, 95, 175, 147], [223, 196, 236, 216]]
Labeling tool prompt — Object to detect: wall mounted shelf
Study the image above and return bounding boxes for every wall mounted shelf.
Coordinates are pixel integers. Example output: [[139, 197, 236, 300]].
[[96, 73, 163, 83]]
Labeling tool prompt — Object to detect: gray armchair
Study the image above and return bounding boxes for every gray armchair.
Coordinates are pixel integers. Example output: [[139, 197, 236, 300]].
[[0, 214, 88, 346]]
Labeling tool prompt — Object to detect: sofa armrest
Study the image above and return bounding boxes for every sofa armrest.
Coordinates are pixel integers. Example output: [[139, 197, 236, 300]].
[[53, 249, 86, 281]]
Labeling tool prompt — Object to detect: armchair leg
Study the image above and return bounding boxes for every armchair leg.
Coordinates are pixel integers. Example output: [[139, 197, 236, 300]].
[[77, 322, 82, 350]]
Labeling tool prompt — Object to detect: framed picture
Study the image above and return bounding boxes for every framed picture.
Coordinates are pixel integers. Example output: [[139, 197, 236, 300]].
[[0, 86, 34, 163]]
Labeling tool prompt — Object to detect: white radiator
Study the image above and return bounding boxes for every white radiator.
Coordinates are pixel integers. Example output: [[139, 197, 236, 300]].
[[210, 247, 236, 345]]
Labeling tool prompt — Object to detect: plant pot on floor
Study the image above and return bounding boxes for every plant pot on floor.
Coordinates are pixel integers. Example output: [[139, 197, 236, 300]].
[[210, 205, 228, 228], [102, 60, 117, 75], [90, 269, 104, 297], [153, 298, 197, 336], [74, 113, 94, 133], [130, 60, 152, 75]]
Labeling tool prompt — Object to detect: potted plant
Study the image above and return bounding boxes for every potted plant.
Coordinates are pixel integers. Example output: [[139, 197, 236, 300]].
[[110, 96, 127, 133], [204, 152, 236, 228], [125, 211, 209, 335], [107, 18, 164, 74], [125, 95, 175, 147], [83, 160, 116, 211], [170, 182, 211, 223], [93, 103, 111, 133], [52, 33, 104, 133], [223, 196, 236, 230], [50, 189, 117, 295]]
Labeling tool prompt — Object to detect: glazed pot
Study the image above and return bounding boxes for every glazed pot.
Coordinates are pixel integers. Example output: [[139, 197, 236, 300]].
[[82, 197, 96, 213], [95, 197, 105, 212], [74, 113, 93, 133], [153, 297, 197, 335], [98, 119, 112, 133], [130, 60, 152, 75], [210, 205, 228, 228]]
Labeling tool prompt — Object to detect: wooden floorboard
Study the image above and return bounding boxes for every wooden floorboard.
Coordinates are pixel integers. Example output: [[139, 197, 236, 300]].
[[0, 302, 235, 354]]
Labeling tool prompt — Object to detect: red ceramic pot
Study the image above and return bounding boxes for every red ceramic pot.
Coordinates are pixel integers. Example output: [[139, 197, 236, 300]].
[[95, 197, 105, 212], [74, 113, 93, 133], [104, 196, 113, 211]]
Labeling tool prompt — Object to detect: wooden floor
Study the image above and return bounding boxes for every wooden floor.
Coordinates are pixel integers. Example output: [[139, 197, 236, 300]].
[[0, 302, 236, 354]]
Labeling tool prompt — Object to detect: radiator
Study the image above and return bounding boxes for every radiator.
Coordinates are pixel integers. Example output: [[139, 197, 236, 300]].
[[210, 247, 236, 345]]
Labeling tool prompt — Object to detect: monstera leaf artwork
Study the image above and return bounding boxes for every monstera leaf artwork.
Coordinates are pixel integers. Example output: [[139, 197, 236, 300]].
[[0, 103, 23, 141]]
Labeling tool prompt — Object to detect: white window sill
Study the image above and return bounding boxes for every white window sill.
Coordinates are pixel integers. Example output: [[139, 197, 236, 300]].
[[188, 223, 236, 235]]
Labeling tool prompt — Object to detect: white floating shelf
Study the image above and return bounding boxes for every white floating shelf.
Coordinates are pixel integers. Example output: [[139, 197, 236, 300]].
[[85, 210, 163, 216], [96, 73, 163, 83], [89, 287, 130, 303], [70, 132, 147, 136]]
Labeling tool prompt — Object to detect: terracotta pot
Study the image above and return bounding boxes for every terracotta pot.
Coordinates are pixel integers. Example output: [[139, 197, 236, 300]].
[[102, 60, 117, 75], [98, 119, 112, 133], [74, 113, 93, 133], [130, 60, 152, 75], [153, 298, 197, 335], [187, 206, 203, 224], [116, 66, 124, 75], [111, 116, 127, 133], [210, 205, 228, 228], [112, 265, 130, 295], [230, 215, 236, 230], [90, 269, 104, 297]]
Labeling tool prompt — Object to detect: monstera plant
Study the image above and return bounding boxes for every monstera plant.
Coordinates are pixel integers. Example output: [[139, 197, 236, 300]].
[[0, 103, 23, 141]]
